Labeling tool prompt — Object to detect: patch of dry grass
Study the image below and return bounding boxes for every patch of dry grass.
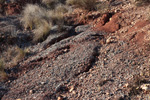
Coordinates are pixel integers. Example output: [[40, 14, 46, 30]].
[[2, 46, 27, 68], [50, 5, 67, 30], [135, 0, 150, 6], [0, 60, 8, 82], [21, 4, 48, 30], [21, 4, 52, 42], [96, 1, 110, 13], [33, 19, 52, 42], [21, 4, 68, 42], [42, 0, 59, 9], [66, 0, 97, 11]]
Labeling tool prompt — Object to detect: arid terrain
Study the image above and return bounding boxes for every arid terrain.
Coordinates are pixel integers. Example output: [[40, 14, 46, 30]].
[[0, 0, 150, 100]]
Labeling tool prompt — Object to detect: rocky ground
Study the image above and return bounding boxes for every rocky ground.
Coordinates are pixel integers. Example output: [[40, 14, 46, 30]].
[[0, 0, 150, 100]]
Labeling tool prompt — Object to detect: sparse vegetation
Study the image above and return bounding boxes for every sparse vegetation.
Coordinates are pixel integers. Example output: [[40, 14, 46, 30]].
[[50, 5, 67, 30], [135, 0, 150, 6], [0, 60, 8, 82], [9, 46, 27, 67], [42, 0, 59, 9], [1, 46, 27, 68], [21, 3, 68, 42], [21, 4, 48, 30], [96, 1, 110, 13], [66, 0, 97, 11], [21, 4, 52, 42], [33, 19, 52, 42]]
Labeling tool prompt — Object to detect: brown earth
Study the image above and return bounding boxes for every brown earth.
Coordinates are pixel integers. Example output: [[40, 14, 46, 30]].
[[0, 0, 150, 100]]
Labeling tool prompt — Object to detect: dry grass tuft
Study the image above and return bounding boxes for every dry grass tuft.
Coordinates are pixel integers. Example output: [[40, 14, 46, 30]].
[[33, 20, 52, 42], [135, 0, 150, 6], [2, 46, 27, 68], [21, 4, 52, 42], [42, 0, 59, 9], [21, 4, 48, 30], [96, 1, 110, 13], [21, 4, 68, 42], [0, 60, 8, 82], [66, 0, 97, 11], [50, 5, 67, 30]]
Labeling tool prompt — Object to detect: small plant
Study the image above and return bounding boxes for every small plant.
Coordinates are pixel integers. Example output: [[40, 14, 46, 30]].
[[11, 46, 27, 66], [66, 0, 97, 11], [42, 0, 59, 9], [0, 60, 8, 82], [33, 20, 52, 42], [135, 0, 150, 6], [21, 4, 48, 30], [15, 47, 27, 60], [42, 0, 66, 9], [21, 4, 52, 42], [3, 46, 27, 68], [50, 5, 67, 30], [21, 4, 68, 42], [96, 1, 110, 13]]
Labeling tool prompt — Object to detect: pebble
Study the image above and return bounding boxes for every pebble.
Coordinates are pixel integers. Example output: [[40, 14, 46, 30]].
[[106, 36, 117, 44], [69, 86, 74, 92], [41, 82, 45, 85], [57, 96, 63, 100], [29, 90, 33, 94], [141, 84, 150, 92]]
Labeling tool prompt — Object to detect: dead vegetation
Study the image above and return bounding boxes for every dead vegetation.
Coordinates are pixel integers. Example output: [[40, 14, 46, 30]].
[[0, 45, 27, 81], [135, 0, 150, 6], [21, 3, 67, 43], [0, 60, 8, 82], [66, 0, 97, 11], [0, 46, 27, 68], [21, 0, 110, 43]]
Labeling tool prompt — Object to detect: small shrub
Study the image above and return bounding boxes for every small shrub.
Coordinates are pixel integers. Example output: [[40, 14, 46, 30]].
[[66, 0, 97, 11], [33, 20, 52, 42], [21, 4, 52, 42], [135, 0, 150, 6], [66, 0, 77, 5], [42, 0, 66, 8], [3, 46, 27, 68], [50, 5, 67, 30], [11, 46, 27, 66], [21, 3, 69, 42], [15, 47, 26, 60], [0, 60, 8, 81], [42, 0, 59, 9], [96, 1, 110, 13], [21, 4, 48, 30]]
